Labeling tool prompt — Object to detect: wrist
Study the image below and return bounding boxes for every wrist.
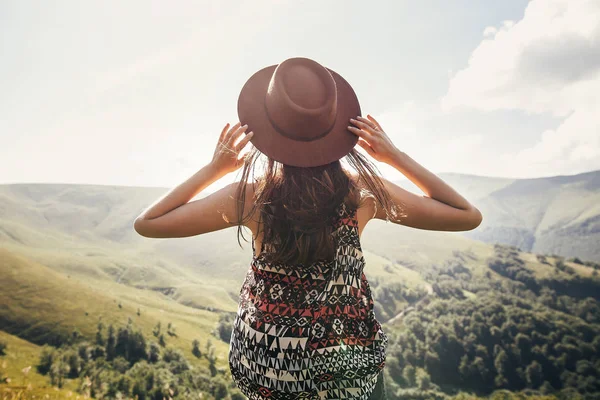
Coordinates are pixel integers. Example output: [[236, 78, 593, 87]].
[[387, 147, 406, 166], [205, 161, 228, 180]]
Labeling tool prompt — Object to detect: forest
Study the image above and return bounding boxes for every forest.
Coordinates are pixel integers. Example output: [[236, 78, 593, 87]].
[[379, 245, 600, 399], [2, 244, 600, 399]]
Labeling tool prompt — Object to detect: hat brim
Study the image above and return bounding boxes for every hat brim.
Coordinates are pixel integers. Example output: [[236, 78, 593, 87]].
[[237, 64, 361, 167]]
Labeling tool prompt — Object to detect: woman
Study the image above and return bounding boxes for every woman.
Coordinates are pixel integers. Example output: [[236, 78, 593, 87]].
[[134, 57, 482, 400]]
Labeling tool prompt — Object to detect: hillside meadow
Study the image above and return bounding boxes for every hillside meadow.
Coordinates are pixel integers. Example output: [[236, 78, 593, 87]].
[[1, 174, 599, 399]]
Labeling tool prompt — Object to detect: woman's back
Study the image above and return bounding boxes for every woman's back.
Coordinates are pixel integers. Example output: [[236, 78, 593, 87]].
[[228, 200, 388, 400], [134, 56, 482, 400]]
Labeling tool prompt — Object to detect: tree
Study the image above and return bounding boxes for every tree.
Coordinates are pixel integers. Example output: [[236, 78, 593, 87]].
[[205, 338, 213, 356], [49, 358, 69, 388], [525, 361, 543, 388], [115, 326, 130, 360], [37, 346, 56, 375], [211, 377, 229, 399], [70, 328, 82, 344], [230, 389, 246, 400], [207, 347, 218, 377], [416, 367, 431, 390], [216, 314, 234, 343], [515, 333, 532, 363], [95, 322, 105, 346], [167, 322, 177, 337], [539, 381, 554, 394], [106, 324, 116, 361], [494, 349, 510, 386], [192, 339, 202, 358], [112, 356, 130, 374], [148, 341, 161, 363], [403, 365, 416, 387], [162, 348, 190, 374], [65, 350, 82, 378], [153, 322, 161, 338]]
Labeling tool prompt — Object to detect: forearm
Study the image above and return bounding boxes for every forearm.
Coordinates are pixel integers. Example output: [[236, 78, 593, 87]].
[[388, 149, 474, 211], [136, 162, 225, 221]]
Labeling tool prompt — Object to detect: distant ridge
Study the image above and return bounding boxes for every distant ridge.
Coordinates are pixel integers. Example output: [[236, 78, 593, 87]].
[[1, 169, 599, 266], [398, 169, 600, 262]]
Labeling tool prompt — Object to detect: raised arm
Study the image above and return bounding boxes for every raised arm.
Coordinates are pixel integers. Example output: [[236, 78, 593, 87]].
[[133, 122, 254, 238], [348, 115, 482, 232]]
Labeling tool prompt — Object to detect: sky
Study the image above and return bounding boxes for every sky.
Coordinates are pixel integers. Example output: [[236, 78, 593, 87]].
[[1, 0, 599, 190]]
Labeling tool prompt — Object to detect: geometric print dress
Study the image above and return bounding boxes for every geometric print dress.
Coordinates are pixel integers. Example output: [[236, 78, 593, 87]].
[[229, 201, 388, 399]]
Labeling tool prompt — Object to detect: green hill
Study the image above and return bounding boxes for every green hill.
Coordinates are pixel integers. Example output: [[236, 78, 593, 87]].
[[396, 169, 600, 263], [1, 176, 598, 334], [0, 330, 78, 398], [0, 248, 227, 367], [0, 181, 484, 321], [1, 174, 600, 399]]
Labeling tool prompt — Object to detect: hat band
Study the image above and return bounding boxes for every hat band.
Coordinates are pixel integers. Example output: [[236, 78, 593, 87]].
[[264, 100, 336, 142]]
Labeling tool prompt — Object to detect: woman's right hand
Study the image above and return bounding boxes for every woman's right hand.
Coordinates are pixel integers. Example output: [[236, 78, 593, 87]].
[[349, 115, 483, 232], [347, 115, 401, 165]]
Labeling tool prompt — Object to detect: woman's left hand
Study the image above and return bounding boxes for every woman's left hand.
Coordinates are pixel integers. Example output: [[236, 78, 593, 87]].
[[210, 122, 254, 175]]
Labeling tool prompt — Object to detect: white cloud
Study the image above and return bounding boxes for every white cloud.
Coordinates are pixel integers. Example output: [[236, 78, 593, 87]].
[[442, 0, 600, 176], [483, 26, 498, 38], [365, 102, 492, 184], [499, 107, 600, 177]]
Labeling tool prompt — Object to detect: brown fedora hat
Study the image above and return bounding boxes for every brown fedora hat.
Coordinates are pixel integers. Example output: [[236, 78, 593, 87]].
[[237, 57, 361, 167]]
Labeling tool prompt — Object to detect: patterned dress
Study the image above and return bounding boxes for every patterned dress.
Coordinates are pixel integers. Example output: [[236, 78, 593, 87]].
[[229, 201, 388, 399]]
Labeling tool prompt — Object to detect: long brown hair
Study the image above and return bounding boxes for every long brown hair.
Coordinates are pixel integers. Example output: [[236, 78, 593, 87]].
[[234, 147, 402, 266]]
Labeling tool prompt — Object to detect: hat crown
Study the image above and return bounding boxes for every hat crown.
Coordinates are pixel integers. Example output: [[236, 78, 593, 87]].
[[264, 58, 338, 142]]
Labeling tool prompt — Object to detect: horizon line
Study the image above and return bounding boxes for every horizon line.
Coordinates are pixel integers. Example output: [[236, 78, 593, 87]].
[[1, 168, 598, 189]]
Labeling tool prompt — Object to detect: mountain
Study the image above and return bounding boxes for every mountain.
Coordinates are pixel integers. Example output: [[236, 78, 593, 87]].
[[0, 176, 512, 321], [0, 180, 442, 289], [1, 169, 599, 319], [1, 171, 599, 399], [396, 169, 600, 263]]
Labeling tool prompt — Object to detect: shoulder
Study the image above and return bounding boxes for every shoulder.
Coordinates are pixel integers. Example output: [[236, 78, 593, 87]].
[[218, 179, 259, 230], [346, 171, 378, 231]]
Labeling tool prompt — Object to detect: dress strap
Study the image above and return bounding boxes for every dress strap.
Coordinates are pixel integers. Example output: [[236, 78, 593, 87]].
[[333, 201, 359, 232], [252, 230, 265, 259]]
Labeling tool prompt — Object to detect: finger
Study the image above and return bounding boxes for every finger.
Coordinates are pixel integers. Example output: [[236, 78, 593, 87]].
[[217, 142, 235, 156], [356, 116, 377, 130], [235, 152, 249, 167], [347, 125, 372, 139], [357, 139, 377, 158], [219, 123, 230, 142], [349, 118, 377, 135], [224, 122, 242, 143], [226, 123, 248, 146], [234, 131, 254, 151], [366, 114, 382, 130]]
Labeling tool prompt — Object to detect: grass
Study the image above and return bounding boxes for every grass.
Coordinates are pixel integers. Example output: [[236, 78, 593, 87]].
[[363, 249, 430, 288], [0, 248, 230, 371], [0, 331, 76, 399], [1, 181, 599, 399]]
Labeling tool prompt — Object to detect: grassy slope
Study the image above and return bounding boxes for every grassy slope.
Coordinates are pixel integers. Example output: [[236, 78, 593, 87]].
[[1, 172, 599, 322], [0, 331, 77, 398], [0, 248, 229, 370], [401, 170, 600, 262], [362, 218, 496, 270], [0, 182, 492, 320], [461, 170, 600, 261], [0, 183, 246, 313], [1, 179, 598, 380]]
